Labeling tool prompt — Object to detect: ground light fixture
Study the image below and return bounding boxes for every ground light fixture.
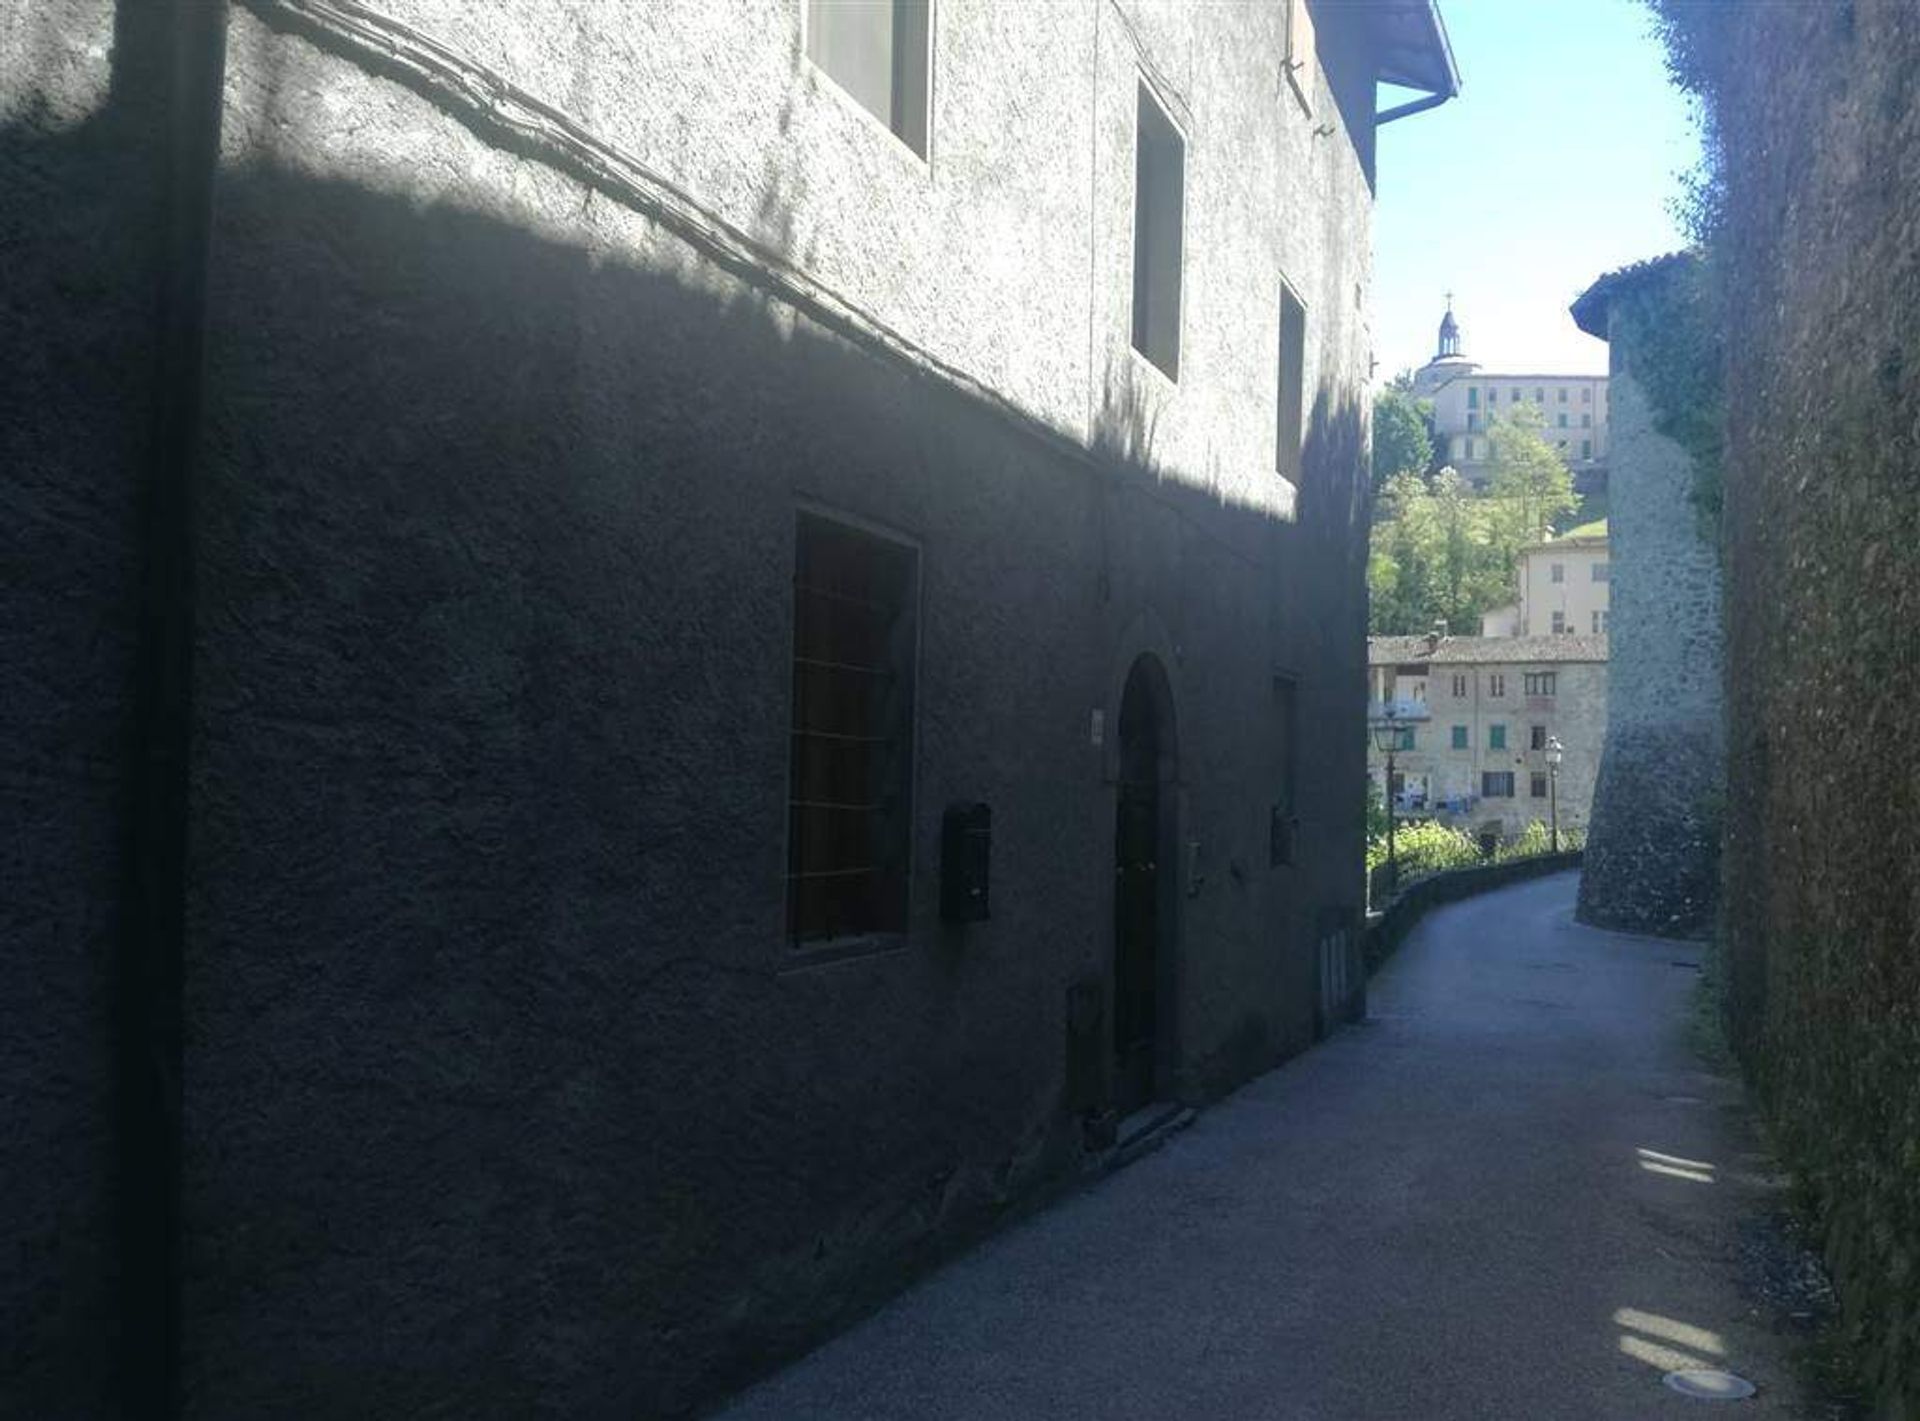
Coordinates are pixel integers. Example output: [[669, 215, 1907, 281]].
[[1662, 1369, 1757, 1401]]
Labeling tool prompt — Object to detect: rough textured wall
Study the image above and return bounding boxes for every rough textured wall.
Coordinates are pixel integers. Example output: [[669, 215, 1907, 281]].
[[0, 4, 164, 1412], [1577, 277, 1724, 939], [160, 4, 1376, 1415], [1686, 1, 1920, 1408]]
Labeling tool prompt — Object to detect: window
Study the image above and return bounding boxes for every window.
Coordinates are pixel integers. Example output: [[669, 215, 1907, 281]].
[[1524, 672, 1556, 696], [1529, 724, 1547, 750], [1482, 771, 1515, 798], [1531, 772, 1548, 798], [1581, 413, 1592, 428], [1451, 724, 1468, 750], [1132, 84, 1185, 380], [1556, 413, 1568, 428], [1487, 387, 1498, 404], [1593, 609, 1609, 633], [1396, 726, 1417, 751], [1489, 724, 1507, 750], [1551, 562, 1565, 584], [1276, 284, 1306, 483], [1468, 386, 1480, 408], [1451, 673, 1467, 697], [787, 512, 918, 946], [1581, 440, 1592, 459], [1534, 387, 1544, 402], [1557, 388, 1567, 403], [806, 0, 932, 156], [1592, 562, 1610, 582], [1551, 610, 1566, 634], [1582, 387, 1593, 403], [1489, 673, 1505, 697], [1467, 412, 1480, 430]]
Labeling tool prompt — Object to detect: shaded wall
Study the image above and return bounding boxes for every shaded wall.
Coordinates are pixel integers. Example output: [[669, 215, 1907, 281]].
[[5, 2, 1377, 1415], [0, 3, 173, 1412], [1666, 0, 1920, 1409], [1576, 270, 1724, 939]]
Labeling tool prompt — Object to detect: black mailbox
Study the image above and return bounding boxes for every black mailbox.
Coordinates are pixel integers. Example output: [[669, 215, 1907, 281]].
[[940, 803, 991, 922]]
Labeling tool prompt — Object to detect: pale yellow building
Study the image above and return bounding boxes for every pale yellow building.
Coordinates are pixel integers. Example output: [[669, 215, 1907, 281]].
[[1481, 520, 1611, 637]]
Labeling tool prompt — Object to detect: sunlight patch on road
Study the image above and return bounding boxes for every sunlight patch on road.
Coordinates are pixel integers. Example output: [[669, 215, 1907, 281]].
[[1638, 1148, 1716, 1183], [1613, 1307, 1725, 1357], [1619, 1334, 1713, 1373]]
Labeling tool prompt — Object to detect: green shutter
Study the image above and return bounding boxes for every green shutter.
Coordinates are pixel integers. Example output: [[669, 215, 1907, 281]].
[[1490, 724, 1506, 750]]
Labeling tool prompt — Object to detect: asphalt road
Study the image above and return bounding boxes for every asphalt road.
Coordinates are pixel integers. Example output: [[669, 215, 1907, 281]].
[[714, 872, 1812, 1419]]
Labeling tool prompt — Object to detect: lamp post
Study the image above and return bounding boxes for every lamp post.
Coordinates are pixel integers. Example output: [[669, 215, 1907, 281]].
[[1545, 735, 1564, 853], [1371, 705, 1403, 889]]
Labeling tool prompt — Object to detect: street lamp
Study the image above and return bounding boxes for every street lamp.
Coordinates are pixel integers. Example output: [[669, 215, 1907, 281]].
[[1371, 705, 1403, 888], [1545, 735, 1564, 852]]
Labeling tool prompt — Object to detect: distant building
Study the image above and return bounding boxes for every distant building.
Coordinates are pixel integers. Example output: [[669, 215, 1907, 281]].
[[1409, 300, 1609, 492], [1367, 632, 1608, 840], [1480, 519, 1611, 637]]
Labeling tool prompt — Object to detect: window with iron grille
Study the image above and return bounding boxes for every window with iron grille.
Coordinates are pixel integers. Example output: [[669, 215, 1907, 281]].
[[1530, 724, 1547, 750], [1482, 771, 1515, 798], [1523, 671, 1556, 696], [786, 513, 917, 946], [1531, 772, 1548, 798]]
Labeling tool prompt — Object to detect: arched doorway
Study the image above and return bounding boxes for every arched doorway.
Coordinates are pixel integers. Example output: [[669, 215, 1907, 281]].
[[1113, 655, 1175, 1117]]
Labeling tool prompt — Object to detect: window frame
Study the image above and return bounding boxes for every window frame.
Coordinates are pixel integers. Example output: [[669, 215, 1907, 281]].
[[1489, 723, 1507, 751], [1275, 280, 1307, 485], [783, 505, 924, 960], [1130, 78, 1187, 382], [802, 0, 937, 164]]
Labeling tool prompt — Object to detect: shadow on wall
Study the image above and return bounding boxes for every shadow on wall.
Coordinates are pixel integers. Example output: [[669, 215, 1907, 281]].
[[3, 23, 1373, 1420]]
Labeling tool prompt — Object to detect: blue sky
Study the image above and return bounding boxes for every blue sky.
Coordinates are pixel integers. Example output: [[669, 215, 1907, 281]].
[[1371, 0, 1701, 381]]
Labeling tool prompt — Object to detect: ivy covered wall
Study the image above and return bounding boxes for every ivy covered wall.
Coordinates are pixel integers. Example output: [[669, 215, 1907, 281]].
[[1653, 1, 1920, 1411]]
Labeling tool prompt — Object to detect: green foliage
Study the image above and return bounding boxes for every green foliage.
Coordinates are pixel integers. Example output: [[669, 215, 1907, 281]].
[[1617, 258, 1726, 546], [1483, 405, 1580, 560], [1371, 385, 1434, 494], [1368, 409, 1584, 635], [1367, 818, 1583, 885], [1492, 820, 1585, 863], [1365, 819, 1480, 881]]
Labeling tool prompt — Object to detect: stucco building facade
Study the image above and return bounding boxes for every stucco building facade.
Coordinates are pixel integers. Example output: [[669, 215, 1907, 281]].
[[1367, 633, 1608, 840], [1480, 521, 1611, 637], [2, 2, 1455, 1415], [1410, 302, 1610, 490]]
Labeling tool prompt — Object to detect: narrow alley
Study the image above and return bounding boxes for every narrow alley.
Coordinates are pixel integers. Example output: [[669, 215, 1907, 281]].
[[716, 874, 1807, 1420]]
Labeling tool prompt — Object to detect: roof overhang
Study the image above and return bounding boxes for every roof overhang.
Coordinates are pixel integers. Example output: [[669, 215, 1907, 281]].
[[1571, 251, 1696, 340], [1367, 1, 1460, 120]]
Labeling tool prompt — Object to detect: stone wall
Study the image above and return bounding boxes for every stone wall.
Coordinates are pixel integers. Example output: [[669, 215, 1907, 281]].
[[1574, 261, 1724, 939], [1655, 0, 1920, 1408]]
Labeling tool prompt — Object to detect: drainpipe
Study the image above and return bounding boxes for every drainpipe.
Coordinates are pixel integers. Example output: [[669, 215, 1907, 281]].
[[1376, 90, 1452, 126], [119, 2, 227, 1414]]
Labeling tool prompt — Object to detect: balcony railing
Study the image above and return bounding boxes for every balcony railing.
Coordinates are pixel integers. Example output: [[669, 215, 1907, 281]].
[[1367, 697, 1431, 722]]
